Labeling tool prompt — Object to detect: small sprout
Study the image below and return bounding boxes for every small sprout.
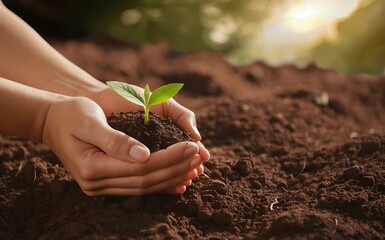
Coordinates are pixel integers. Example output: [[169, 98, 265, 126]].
[[107, 81, 184, 125]]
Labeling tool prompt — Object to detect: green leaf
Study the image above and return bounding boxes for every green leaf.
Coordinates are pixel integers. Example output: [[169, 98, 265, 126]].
[[149, 83, 184, 107], [106, 81, 145, 107], [144, 84, 150, 105]]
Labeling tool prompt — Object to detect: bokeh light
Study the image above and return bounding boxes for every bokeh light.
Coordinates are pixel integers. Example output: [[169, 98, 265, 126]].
[[251, 0, 363, 66], [4, 0, 384, 75]]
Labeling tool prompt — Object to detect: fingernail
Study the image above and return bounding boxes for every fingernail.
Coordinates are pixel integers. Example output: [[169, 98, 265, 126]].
[[198, 163, 205, 175], [193, 126, 201, 139], [191, 156, 201, 168], [187, 168, 198, 179], [176, 185, 186, 194], [129, 145, 150, 162], [204, 148, 211, 161], [184, 144, 198, 159]]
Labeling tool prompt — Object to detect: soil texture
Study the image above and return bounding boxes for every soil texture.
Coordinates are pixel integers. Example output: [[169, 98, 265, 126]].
[[1, 36, 384, 239], [107, 111, 193, 153]]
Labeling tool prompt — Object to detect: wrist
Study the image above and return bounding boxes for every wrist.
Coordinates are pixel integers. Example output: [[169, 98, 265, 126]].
[[38, 94, 70, 143], [48, 68, 106, 96], [0, 77, 69, 142]]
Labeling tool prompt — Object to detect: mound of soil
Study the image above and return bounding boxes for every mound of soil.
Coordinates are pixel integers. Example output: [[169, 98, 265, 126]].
[[107, 111, 193, 153], [1, 36, 384, 239]]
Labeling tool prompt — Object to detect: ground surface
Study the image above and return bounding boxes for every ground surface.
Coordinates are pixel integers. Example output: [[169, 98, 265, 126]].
[[1, 36, 384, 239]]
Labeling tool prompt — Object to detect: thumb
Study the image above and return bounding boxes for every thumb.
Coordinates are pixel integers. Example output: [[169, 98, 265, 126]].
[[166, 100, 202, 141], [82, 119, 150, 162], [177, 113, 201, 141]]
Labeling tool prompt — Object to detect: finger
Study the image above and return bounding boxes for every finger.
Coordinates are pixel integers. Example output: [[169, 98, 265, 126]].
[[80, 118, 150, 163], [161, 99, 202, 141], [164, 185, 186, 194], [181, 169, 198, 187], [197, 164, 204, 175], [84, 173, 190, 196], [175, 185, 187, 194], [141, 141, 200, 173], [182, 179, 193, 186], [180, 169, 197, 186], [162, 184, 188, 194], [88, 155, 201, 190], [187, 168, 199, 179], [82, 141, 200, 180], [197, 141, 210, 162]]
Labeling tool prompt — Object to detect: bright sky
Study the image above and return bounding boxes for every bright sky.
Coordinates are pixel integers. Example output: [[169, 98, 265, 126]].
[[261, 0, 360, 44], [255, 0, 363, 65]]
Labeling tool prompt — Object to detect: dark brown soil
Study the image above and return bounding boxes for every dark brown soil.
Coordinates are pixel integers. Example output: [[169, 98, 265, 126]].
[[107, 111, 193, 153], [1, 36, 384, 239]]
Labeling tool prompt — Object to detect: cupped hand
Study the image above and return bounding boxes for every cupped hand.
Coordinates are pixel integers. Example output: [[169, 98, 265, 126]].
[[42, 96, 204, 196], [89, 85, 210, 168]]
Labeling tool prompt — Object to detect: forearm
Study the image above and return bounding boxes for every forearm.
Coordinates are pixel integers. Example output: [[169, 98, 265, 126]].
[[0, 77, 61, 142], [0, 3, 105, 96]]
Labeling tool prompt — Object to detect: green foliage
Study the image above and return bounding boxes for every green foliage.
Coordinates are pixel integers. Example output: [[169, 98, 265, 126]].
[[107, 81, 183, 125], [312, 0, 385, 75], [103, 0, 279, 53], [7, 0, 279, 53], [8, 0, 384, 75]]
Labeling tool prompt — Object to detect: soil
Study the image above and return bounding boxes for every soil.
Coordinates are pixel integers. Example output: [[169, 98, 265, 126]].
[[107, 111, 193, 153], [1, 35, 385, 239]]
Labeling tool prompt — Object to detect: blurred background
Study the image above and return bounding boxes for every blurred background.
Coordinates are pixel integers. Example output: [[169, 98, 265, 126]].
[[4, 0, 385, 75]]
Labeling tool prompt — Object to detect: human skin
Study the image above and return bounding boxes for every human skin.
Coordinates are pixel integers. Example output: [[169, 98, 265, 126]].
[[0, 2, 210, 196]]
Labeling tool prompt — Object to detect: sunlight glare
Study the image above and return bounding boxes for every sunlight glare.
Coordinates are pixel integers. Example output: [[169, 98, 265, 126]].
[[305, 0, 359, 20], [256, 0, 363, 66], [261, 0, 361, 44], [292, 8, 315, 19]]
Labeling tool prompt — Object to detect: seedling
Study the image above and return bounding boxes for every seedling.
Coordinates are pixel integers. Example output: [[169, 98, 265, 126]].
[[106, 81, 184, 125]]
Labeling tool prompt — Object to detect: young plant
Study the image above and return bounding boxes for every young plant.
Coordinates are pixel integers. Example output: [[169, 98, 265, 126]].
[[106, 81, 184, 125]]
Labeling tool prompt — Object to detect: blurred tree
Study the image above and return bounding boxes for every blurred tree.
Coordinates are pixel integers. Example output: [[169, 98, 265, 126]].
[[3, 0, 384, 75], [313, 0, 385, 75], [3, 0, 281, 53]]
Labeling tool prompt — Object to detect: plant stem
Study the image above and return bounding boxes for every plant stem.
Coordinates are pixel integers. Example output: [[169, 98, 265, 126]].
[[144, 106, 149, 125]]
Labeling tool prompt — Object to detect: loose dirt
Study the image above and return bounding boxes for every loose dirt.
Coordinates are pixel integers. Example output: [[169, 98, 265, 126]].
[[107, 111, 193, 153], [1, 36, 384, 239]]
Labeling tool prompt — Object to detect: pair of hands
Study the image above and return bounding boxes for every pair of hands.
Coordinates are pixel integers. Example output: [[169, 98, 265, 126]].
[[0, 1, 209, 196], [42, 86, 210, 196]]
